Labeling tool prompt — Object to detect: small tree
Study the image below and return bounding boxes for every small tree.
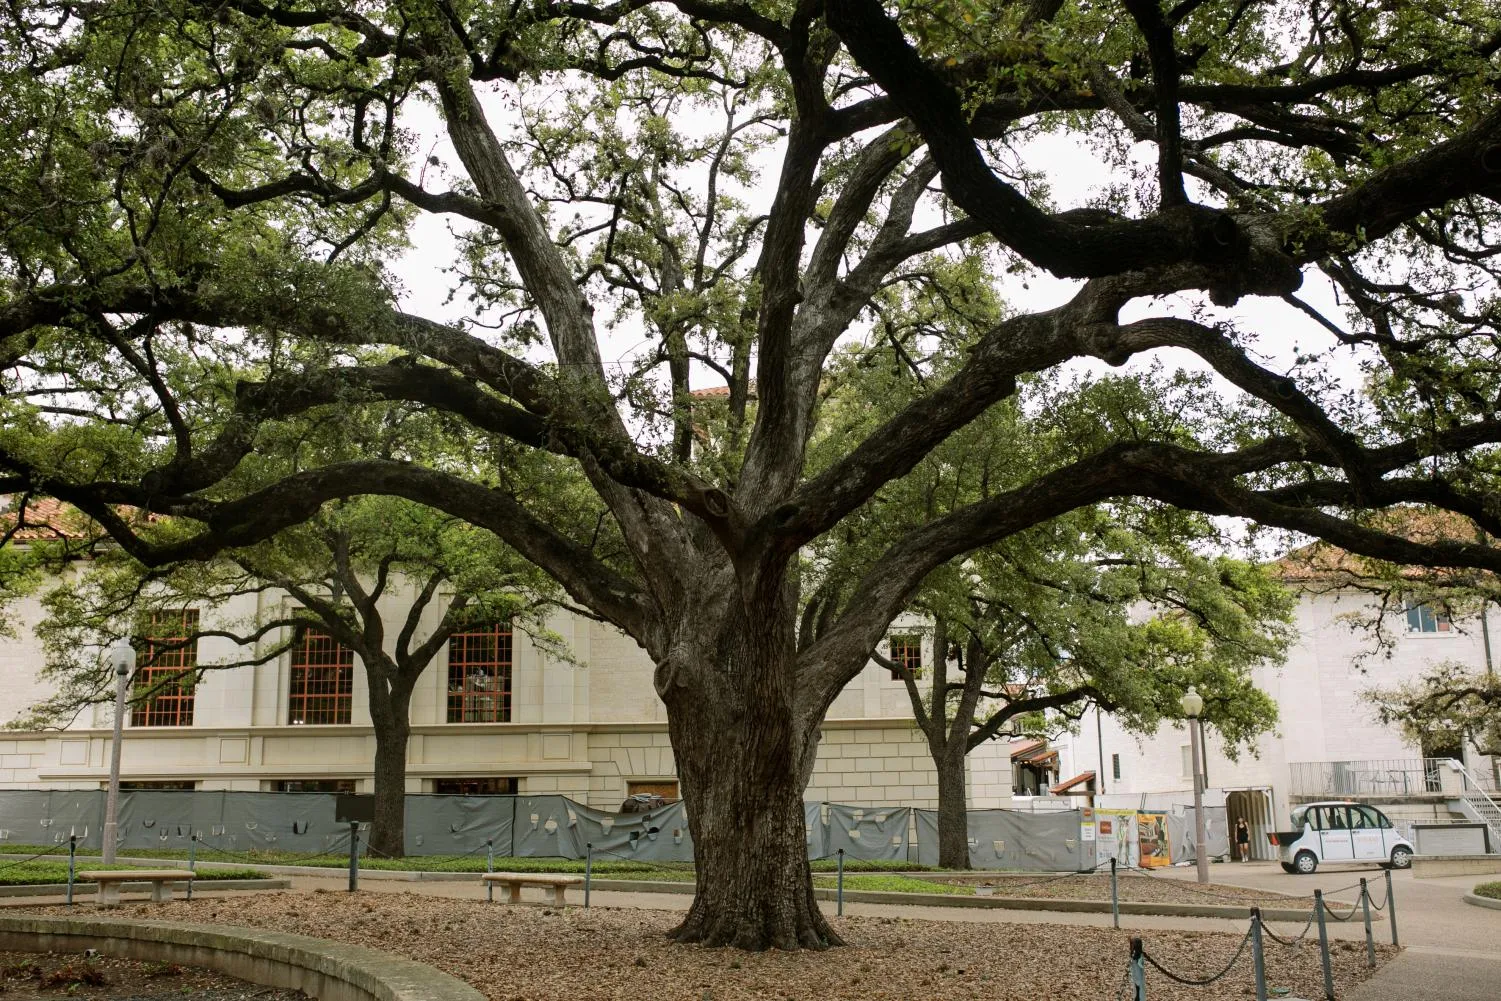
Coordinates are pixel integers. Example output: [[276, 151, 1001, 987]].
[[1369, 662, 1501, 762], [29, 494, 562, 857], [812, 361, 1288, 866]]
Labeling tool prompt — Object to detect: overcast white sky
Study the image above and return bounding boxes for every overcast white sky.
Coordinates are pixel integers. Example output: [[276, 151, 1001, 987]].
[[388, 84, 1370, 409]]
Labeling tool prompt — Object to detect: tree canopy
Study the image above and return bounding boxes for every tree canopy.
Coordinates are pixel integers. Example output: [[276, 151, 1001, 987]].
[[2, 0, 1500, 949]]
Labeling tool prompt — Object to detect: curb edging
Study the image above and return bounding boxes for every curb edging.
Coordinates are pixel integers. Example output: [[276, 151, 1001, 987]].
[[0, 878, 291, 898], [0, 913, 483, 1001], [1462, 892, 1501, 911]]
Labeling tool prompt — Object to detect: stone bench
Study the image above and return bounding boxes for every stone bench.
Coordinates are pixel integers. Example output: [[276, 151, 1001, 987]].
[[77, 870, 196, 906], [480, 872, 582, 905]]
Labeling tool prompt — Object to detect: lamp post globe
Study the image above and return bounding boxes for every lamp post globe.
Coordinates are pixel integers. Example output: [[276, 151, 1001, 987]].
[[1180, 685, 1210, 883], [102, 639, 136, 864]]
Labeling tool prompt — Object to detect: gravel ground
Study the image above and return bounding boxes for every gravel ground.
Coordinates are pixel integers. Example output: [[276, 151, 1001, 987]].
[[21, 890, 1392, 1001], [0, 950, 307, 1000], [933, 871, 1317, 906]]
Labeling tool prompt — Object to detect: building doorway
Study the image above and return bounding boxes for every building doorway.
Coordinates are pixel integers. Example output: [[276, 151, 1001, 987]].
[[1225, 788, 1275, 861]]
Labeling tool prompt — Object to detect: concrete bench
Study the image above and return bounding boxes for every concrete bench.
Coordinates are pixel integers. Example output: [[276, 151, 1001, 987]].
[[77, 869, 196, 906], [480, 872, 583, 906]]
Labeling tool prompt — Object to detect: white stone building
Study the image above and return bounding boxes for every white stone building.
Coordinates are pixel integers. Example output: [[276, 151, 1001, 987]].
[[0, 550, 1018, 810], [1054, 549, 1501, 857]]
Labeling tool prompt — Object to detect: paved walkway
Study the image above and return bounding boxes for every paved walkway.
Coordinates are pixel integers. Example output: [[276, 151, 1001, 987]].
[[1152, 862, 1501, 999]]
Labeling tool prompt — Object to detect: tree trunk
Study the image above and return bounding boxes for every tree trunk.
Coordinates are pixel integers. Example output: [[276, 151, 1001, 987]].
[[935, 746, 970, 869], [363, 672, 411, 864], [369, 717, 410, 859], [662, 599, 842, 950]]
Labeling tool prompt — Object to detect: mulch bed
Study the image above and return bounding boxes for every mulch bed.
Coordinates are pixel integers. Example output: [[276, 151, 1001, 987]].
[[0, 949, 307, 1000], [17, 890, 1392, 1001]]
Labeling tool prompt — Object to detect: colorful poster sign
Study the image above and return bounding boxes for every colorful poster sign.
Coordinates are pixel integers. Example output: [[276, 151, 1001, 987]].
[[1137, 812, 1170, 867], [1095, 810, 1138, 868]]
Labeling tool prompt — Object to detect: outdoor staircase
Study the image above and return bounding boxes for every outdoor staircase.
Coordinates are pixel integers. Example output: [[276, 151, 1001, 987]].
[[1450, 761, 1501, 852]]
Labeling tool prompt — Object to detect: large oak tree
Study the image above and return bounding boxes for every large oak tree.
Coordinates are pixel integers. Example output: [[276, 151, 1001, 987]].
[[3, 0, 1501, 949]]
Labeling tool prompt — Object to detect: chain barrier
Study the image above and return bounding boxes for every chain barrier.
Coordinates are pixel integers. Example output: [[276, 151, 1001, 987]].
[[1320, 895, 1363, 922], [1261, 907, 1317, 946], [399, 841, 493, 871], [0, 841, 71, 871], [592, 846, 696, 872], [1140, 927, 1253, 986], [189, 834, 353, 867], [1133, 863, 1322, 905], [1365, 881, 1390, 911], [970, 859, 1107, 894]]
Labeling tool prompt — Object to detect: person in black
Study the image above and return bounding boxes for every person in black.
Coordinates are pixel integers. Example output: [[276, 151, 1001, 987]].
[[1235, 818, 1251, 862]]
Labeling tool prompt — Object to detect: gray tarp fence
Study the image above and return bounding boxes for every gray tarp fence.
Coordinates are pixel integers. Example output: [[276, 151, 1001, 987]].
[[822, 803, 913, 861], [1166, 805, 1230, 862], [804, 802, 828, 859], [404, 793, 513, 858], [511, 794, 694, 863], [914, 808, 1087, 870], [2, 790, 1124, 869], [0, 790, 102, 851]]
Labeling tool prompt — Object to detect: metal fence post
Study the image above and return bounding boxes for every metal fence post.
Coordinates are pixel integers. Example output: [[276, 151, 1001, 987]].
[[348, 821, 359, 893], [1385, 867, 1398, 947], [1314, 890, 1334, 1001], [66, 835, 77, 908], [585, 842, 593, 910], [1360, 878, 1375, 968], [187, 835, 197, 901], [1110, 857, 1120, 930], [836, 849, 845, 917], [1129, 937, 1146, 1000], [1250, 907, 1268, 1001], [486, 838, 494, 874]]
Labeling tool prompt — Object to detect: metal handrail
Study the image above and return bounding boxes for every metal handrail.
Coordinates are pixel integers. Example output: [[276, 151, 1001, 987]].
[[1288, 757, 1498, 799], [1451, 760, 1501, 834]]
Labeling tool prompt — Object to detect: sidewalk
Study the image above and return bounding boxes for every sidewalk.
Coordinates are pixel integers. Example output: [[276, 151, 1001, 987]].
[[1154, 861, 1501, 999]]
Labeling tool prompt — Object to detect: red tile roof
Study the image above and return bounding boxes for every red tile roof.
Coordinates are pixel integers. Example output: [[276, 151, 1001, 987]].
[[1269, 508, 1485, 584], [1051, 771, 1096, 795], [0, 496, 89, 541]]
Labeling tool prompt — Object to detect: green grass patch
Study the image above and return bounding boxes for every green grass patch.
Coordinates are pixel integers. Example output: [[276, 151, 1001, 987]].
[[0, 862, 268, 886], [0, 844, 932, 877], [1474, 881, 1501, 901], [813, 873, 973, 895]]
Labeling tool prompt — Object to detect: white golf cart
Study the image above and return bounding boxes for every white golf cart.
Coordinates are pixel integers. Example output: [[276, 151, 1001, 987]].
[[1269, 801, 1415, 874]]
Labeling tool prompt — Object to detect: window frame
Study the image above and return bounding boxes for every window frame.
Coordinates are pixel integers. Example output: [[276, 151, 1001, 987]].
[[131, 608, 200, 728], [1404, 599, 1452, 635], [272, 779, 357, 793], [432, 777, 518, 795], [445, 622, 514, 723], [286, 624, 355, 725], [886, 634, 923, 681]]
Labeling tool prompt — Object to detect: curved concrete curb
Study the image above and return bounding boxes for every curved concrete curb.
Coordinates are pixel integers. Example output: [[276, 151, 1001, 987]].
[[1462, 892, 1501, 911], [0, 914, 483, 1001], [0, 878, 291, 898], [588, 878, 1335, 923]]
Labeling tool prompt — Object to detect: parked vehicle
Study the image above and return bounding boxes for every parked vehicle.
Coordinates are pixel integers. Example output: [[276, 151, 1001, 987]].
[[1268, 801, 1415, 874]]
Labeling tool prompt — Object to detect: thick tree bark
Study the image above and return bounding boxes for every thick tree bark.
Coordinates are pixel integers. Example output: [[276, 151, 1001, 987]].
[[367, 687, 412, 859], [662, 597, 842, 950], [934, 747, 970, 869], [369, 720, 410, 858]]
